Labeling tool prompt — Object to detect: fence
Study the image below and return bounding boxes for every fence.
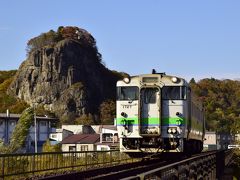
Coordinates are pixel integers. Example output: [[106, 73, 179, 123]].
[[0, 150, 136, 179]]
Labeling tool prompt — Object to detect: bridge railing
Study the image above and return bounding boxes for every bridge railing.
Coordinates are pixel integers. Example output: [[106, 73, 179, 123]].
[[125, 150, 233, 180], [0, 150, 137, 179]]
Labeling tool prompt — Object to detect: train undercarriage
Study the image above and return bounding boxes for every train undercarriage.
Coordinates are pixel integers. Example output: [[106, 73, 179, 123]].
[[121, 137, 203, 158]]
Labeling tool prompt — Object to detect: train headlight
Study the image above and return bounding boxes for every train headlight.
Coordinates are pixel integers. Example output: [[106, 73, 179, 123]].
[[167, 127, 177, 134], [168, 128, 172, 133], [123, 77, 130, 84], [172, 128, 177, 134], [171, 77, 178, 83]]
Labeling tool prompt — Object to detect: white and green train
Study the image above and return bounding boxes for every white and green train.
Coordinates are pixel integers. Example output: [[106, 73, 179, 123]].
[[116, 71, 205, 156]]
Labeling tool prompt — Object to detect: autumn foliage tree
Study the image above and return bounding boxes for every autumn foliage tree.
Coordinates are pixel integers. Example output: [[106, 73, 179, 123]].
[[26, 26, 97, 54], [75, 114, 95, 125], [0, 70, 29, 114], [190, 78, 240, 133], [99, 100, 116, 125]]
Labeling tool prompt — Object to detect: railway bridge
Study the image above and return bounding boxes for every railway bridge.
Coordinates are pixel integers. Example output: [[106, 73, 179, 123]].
[[0, 149, 235, 179]]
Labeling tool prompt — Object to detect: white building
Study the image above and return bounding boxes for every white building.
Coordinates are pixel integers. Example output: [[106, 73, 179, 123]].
[[61, 125, 95, 134], [61, 134, 100, 152], [204, 131, 236, 150], [96, 126, 119, 151], [49, 128, 73, 142], [204, 131, 217, 150], [60, 125, 119, 152]]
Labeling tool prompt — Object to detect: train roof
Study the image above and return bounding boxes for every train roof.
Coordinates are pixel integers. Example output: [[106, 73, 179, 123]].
[[117, 73, 188, 87]]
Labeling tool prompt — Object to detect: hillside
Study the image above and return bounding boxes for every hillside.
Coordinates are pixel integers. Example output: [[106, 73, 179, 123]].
[[0, 70, 29, 113], [190, 78, 240, 133]]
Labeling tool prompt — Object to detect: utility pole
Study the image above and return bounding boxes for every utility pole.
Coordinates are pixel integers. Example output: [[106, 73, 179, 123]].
[[33, 104, 37, 153]]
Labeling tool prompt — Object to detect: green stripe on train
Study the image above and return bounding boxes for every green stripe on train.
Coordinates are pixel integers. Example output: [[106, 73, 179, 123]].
[[116, 117, 138, 125], [116, 117, 185, 125], [162, 117, 186, 125]]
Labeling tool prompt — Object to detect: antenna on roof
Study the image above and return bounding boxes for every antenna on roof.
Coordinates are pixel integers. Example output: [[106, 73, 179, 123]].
[[6, 109, 9, 117], [152, 69, 156, 74]]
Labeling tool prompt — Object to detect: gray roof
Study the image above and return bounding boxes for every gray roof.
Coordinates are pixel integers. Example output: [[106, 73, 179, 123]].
[[61, 134, 100, 144], [0, 113, 58, 121], [101, 125, 117, 131]]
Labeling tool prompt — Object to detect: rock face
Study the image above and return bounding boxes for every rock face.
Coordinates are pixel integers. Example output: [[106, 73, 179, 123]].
[[8, 28, 121, 123]]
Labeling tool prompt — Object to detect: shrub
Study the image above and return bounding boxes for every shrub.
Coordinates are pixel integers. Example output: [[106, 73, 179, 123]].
[[42, 139, 61, 152]]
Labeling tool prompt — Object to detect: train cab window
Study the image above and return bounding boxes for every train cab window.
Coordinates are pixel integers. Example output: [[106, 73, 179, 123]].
[[162, 86, 187, 100], [142, 88, 158, 104], [117, 87, 139, 101]]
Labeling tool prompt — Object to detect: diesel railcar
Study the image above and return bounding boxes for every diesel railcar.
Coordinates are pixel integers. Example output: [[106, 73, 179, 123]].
[[116, 71, 205, 156]]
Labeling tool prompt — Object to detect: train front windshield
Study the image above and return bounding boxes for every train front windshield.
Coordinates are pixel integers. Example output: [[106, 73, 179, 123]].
[[117, 87, 139, 101], [162, 86, 187, 100]]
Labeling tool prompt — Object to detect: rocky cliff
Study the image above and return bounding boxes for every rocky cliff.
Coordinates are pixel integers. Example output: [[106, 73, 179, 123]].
[[8, 27, 123, 123]]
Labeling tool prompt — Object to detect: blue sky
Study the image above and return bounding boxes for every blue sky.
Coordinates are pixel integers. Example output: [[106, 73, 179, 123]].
[[0, 1, 240, 81]]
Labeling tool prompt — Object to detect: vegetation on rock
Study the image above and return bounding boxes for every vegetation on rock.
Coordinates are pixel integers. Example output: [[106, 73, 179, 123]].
[[0, 70, 17, 84], [26, 26, 102, 62]]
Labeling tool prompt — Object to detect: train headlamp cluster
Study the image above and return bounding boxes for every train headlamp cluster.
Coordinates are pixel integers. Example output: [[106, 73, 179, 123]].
[[123, 77, 130, 84], [171, 77, 178, 83], [167, 127, 177, 134]]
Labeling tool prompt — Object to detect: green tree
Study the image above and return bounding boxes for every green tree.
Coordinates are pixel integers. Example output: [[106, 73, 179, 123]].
[[0, 107, 34, 153], [99, 100, 115, 124], [42, 139, 61, 152], [0, 71, 29, 114], [189, 78, 196, 84], [75, 114, 95, 125], [191, 78, 240, 133]]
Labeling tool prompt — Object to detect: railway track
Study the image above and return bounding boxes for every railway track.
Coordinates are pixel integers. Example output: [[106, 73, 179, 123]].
[[40, 151, 216, 180], [38, 158, 166, 180]]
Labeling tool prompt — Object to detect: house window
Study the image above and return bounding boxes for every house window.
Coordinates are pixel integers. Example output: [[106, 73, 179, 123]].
[[110, 146, 118, 150], [9, 120, 16, 126], [69, 146, 76, 152], [102, 133, 113, 142], [101, 147, 108, 151], [51, 134, 57, 138], [114, 134, 119, 142], [40, 121, 47, 126], [81, 145, 88, 151]]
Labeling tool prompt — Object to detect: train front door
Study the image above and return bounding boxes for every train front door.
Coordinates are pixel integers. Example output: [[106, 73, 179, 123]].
[[140, 87, 161, 135]]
